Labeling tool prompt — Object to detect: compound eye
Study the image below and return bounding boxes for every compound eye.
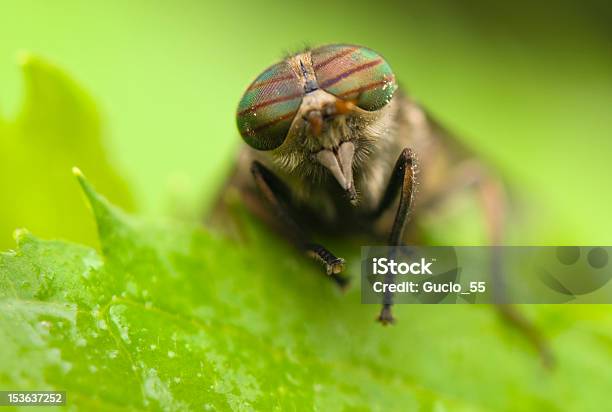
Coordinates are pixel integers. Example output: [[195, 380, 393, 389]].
[[311, 45, 397, 111], [237, 61, 304, 151]]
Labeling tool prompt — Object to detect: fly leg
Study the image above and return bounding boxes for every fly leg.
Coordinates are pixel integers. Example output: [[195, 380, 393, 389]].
[[424, 161, 554, 368], [251, 161, 348, 287], [478, 175, 555, 368], [371, 148, 418, 324]]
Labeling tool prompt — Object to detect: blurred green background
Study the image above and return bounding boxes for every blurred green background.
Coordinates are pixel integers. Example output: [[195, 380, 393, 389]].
[[1, 2, 612, 410], [0, 0, 611, 246]]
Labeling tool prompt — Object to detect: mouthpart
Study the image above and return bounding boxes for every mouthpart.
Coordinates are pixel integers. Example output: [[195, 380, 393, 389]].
[[315, 141, 358, 205]]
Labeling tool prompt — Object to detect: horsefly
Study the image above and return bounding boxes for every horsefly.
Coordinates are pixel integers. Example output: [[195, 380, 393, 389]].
[[213, 44, 552, 367]]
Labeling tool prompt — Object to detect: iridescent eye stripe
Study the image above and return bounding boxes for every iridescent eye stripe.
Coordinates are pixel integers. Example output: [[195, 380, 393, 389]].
[[313, 47, 357, 71], [247, 73, 294, 91], [251, 111, 297, 133], [318, 59, 383, 89], [237, 92, 303, 116], [337, 77, 394, 98]]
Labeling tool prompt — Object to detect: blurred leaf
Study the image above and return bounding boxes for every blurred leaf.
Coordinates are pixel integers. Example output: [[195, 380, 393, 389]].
[[0, 54, 134, 249], [1, 173, 612, 411]]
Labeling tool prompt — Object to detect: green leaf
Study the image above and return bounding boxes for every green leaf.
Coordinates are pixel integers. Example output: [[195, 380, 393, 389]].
[[1, 173, 612, 411], [0, 53, 134, 250]]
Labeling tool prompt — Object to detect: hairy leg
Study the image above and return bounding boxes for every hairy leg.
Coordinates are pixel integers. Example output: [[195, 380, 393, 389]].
[[424, 161, 554, 368], [478, 176, 554, 368], [371, 148, 418, 324], [250, 161, 347, 286]]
